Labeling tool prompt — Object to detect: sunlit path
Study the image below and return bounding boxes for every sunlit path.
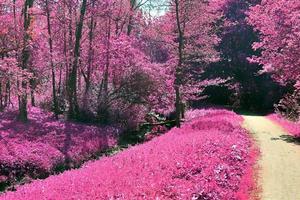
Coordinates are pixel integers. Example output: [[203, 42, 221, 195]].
[[243, 116, 300, 200]]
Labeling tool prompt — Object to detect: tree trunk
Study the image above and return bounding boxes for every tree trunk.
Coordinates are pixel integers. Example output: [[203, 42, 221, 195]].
[[0, 82, 3, 111], [62, 0, 68, 95], [29, 77, 35, 107], [181, 102, 185, 118], [45, 0, 59, 119], [127, 0, 136, 36], [86, 0, 95, 95], [174, 0, 184, 127], [4, 81, 10, 108], [58, 64, 62, 95], [65, 1, 72, 96], [98, 16, 111, 124], [18, 0, 35, 122], [67, 0, 87, 119], [30, 84, 35, 107], [82, 2, 96, 110]]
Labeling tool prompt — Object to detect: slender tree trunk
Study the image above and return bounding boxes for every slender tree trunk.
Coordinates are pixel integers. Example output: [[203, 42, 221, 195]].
[[174, 0, 184, 127], [127, 0, 136, 36], [18, 0, 35, 122], [7, 81, 11, 107], [98, 16, 111, 123], [67, 0, 87, 119], [4, 81, 9, 107], [181, 102, 185, 118], [85, 3, 95, 95], [45, 0, 59, 119], [30, 79, 35, 106], [13, 0, 20, 111], [83, 2, 95, 109], [58, 64, 62, 95], [60, 0, 68, 103], [30, 85, 35, 106], [66, 2, 72, 93], [103, 17, 111, 109], [78, 59, 82, 89], [0, 82, 3, 111]]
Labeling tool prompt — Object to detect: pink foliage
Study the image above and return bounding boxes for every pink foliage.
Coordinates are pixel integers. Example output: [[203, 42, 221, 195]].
[[0, 109, 257, 200], [185, 108, 242, 122], [140, 0, 229, 107], [247, 0, 300, 88], [0, 107, 119, 184], [267, 114, 300, 137]]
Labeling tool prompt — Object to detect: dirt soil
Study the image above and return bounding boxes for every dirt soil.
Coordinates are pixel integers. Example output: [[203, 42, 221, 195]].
[[243, 115, 300, 200]]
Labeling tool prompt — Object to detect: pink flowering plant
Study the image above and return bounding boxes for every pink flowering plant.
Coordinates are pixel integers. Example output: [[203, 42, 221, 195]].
[[0, 109, 257, 199], [0, 107, 119, 189]]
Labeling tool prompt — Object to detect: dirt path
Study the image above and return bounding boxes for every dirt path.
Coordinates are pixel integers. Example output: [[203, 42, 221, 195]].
[[243, 116, 300, 200]]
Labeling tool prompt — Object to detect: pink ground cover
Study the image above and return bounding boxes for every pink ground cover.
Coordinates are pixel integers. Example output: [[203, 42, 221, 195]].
[[0, 109, 257, 200], [0, 107, 119, 185], [267, 114, 300, 137]]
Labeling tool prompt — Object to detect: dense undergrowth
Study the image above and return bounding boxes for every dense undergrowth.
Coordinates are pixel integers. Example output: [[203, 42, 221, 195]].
[[0, 109, 257, 200], [0, 107, 119, 191]]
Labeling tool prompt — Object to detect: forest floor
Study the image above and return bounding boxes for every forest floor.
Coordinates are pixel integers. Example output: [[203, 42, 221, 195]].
[[243, 115, 300, 200]]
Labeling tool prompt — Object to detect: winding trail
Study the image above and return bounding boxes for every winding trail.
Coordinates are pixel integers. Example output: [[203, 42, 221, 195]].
[[243, 116, 300, 200]]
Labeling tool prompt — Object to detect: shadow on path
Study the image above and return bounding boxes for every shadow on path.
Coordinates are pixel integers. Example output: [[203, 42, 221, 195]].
[[271, 135, 300, 145]]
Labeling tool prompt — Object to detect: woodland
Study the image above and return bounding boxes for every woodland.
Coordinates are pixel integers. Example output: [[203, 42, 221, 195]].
[[0, 0, 300, 199]]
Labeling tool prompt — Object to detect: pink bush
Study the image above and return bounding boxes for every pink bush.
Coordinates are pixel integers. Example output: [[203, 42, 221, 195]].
[[0, 107, 119, 184], [185, 109, 244, 130], [267, 114, 300, 137], [0, 109, 257, 200]]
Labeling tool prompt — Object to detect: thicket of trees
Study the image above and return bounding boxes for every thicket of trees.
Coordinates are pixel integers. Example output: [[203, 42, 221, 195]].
[[248, 0, 300, 118], [199, 0, 286, 113], [0, 0, 299, 126], [0, 0, 228, 127]]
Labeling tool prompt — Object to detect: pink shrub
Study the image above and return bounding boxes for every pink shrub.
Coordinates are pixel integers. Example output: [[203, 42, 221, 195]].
[[0, 109, 257, 200], [0, 107, 119, 185], [185, 108, 243, 123], [267, 114, 300, 137]]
